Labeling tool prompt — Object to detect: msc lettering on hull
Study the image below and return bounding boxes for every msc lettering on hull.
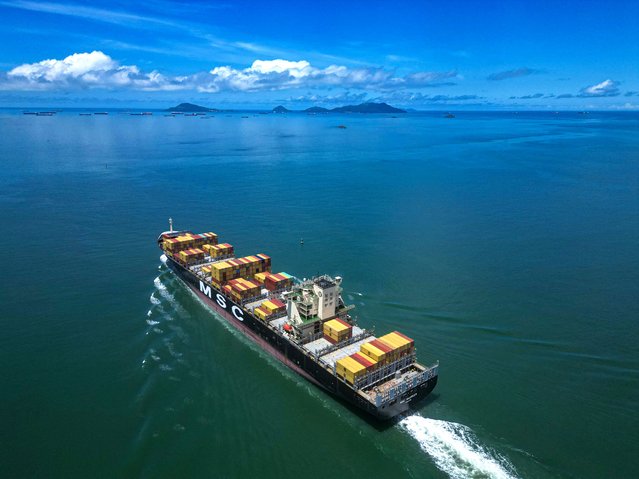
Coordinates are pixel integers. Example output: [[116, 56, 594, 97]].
[[199, 280, 244, 322], [199, 281, 212, 298]]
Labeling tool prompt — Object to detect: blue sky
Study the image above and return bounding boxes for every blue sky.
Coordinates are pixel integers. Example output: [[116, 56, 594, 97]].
[[0, 0, 637, 109]]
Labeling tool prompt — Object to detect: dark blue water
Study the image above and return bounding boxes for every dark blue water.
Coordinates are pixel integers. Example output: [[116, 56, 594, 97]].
[[1, 110, 637, 478]]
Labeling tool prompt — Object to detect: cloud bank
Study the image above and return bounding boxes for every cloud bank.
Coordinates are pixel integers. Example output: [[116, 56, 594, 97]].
[[1, 51, 458, 93], [556, 79, 622, 98], [579, 79, 620, 96], [288, 91, 483, 105], [4, 51, 180, 90], [487, 67, 541, 81], [508, 93, 555, 99]]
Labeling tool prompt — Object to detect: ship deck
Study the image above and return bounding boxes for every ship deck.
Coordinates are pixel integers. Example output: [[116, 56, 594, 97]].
[[318, 333, 375, 367], [163, 248, 438, 411], [301, 325, 366, 356]]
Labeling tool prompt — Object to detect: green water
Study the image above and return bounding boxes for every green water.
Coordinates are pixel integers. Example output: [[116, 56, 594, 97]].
[[1, 111, 637, 478]]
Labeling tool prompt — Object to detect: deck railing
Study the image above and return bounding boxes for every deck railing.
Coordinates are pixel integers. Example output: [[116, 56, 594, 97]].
[[371, 362, 439, 407], [313, 329, 373, 359]]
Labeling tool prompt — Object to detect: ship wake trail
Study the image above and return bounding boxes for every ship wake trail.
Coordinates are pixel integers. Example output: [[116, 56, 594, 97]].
[[399, 415, 518, 479], [153, 276, 187, 316]]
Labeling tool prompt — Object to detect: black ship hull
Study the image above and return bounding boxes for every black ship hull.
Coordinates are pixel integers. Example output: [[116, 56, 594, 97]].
[[164, 255, 437, 420]]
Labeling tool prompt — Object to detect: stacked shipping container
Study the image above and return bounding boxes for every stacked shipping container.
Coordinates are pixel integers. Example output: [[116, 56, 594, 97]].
[[336, 331, 416, 385], [335, 356, 366, 384], [178, 248, 205, 265], [360, 339, 392, 364], [323, 318, 353, 344], [223, 278, 261, 301], [201, 264, 212, 275], [200, 232, 218, 244], [254, 272, 267, 284], [210, 254, 272, 287], [254, 298, 286, 321], [164, 232, 217, 253], [263, 272, 293, 291], [203, 243, 234, 258], [378, 332, 415, 359], [351, 352, 378, 370]]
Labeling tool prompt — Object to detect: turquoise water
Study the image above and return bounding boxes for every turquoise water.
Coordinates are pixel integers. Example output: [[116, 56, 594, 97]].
[[1, 110, 637, 478]]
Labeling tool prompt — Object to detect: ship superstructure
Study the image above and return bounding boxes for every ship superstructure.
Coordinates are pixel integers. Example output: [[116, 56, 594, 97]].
[[157, 225, 438, 420]]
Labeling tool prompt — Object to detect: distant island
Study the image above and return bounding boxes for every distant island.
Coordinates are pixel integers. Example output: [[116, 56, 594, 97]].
[[164, 101, 406, 114], [304, 106, 330, 113], [331, 102, 405, 113], [301, 102, 405, 114], [166, 102, 218, 112]]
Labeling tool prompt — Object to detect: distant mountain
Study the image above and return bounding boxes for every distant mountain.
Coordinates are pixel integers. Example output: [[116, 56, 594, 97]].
[[166, 102, 217, 112], [270, 102, 405, 113], [331, 102, 406, 113], [304, 106, 330, 113]]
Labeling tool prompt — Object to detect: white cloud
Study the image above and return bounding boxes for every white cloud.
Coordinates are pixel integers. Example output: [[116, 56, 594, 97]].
[[250, 59, 311, 76], [9, 51, 116, 82], [556, 79, 623, 99], [1, 51, 459, 93], [4, 51, 185, 91], [201, 61, 457, 92], [370, 91, 484, 104], [579, 79, 620, 97], [288, 91, 370, 104]]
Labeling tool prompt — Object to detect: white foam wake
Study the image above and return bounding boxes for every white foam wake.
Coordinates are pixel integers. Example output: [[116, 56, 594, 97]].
[[160, 254, 167, 264], [399, 415, 518, 479], [153, 276, 167, 292], [153, 276, 187, 315]]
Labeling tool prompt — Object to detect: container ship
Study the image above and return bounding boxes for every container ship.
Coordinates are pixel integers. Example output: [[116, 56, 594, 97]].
[[157, 221, 438, 420]]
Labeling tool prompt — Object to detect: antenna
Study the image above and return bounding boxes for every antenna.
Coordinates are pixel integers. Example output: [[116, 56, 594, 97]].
[[169, 217, 173, 232]]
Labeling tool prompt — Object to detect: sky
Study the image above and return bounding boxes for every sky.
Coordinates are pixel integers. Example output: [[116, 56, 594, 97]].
[[0, 0, 637, 109]]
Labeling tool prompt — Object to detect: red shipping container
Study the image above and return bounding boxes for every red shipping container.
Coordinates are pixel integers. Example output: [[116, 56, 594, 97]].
[[350, 352, 375, 369]]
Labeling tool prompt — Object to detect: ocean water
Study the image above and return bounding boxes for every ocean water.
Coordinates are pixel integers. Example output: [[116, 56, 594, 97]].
[[1, 110, 637, 479]]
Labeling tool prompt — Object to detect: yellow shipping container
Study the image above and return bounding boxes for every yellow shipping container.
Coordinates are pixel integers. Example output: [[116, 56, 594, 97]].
[[324, 319, 350, 334], [375, 339, 402, 362], [378, 334, 403, 351], [379, 332, 412, 352], [323, 319, 352, 343], [389, 331, 414, 349], [211, 261, 231, 280], [254, 307, 269, 321], [200, 232, 218, 244], [262, 300, 278, 312], [360, 341, 388, 363], [336, 356, 366, 384]]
